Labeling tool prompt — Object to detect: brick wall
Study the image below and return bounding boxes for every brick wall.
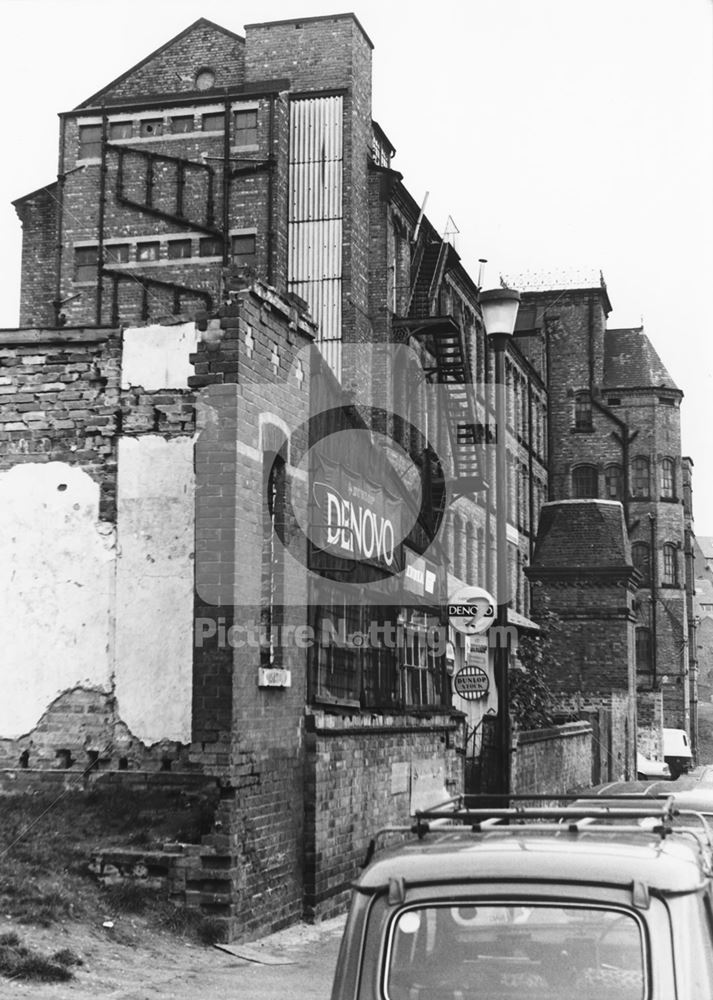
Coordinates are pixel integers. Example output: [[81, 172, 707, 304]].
[[637, 689, 664, 760], [513, 722, 593, 794], [13, 186, 58, 327], [304, 709, 465, 920]]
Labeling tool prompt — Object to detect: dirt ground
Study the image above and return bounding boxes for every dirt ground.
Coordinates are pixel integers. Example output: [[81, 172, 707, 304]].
[[2, 914, 345, 999]]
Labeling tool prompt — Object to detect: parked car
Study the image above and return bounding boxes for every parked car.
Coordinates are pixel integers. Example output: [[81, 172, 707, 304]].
[[663, 728, 693, 778], [331, 795, 713, 999], [636, 751, 671, 779], [585, 778, 713, 823]]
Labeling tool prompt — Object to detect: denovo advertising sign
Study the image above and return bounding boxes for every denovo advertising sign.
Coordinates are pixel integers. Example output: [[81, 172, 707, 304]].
[[447, 585, 496, 635]]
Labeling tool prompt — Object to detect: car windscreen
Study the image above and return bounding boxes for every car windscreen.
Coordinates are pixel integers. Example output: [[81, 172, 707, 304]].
[[385, 903, 645, 1000]]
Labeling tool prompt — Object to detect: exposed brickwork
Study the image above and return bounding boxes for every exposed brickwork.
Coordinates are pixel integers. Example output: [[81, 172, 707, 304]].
[[80, 20, 246, 105], [304, 709, 465, 920], [13, 185, 58, 327], [513, 722, 593, 794]]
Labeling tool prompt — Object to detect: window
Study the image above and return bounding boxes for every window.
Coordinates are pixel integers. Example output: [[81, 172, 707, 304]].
[[604, 464, 623, 501], [631, 456, 650, 499], [78, 124, 101, 159], [234, 108, 258, 146], [572, 464, 598, 499], [167, 239, 192, 260], [663, 543, 678, 586], [109, 120, 132, 140], [136, 242, 160, 262], [661, 457, 675, 499], [171, 115, 195, 133], [261, 454, 285, 667], [230, 234, 256, 268], [202, 112, 224, 132], [636, 627, 652, 673], [387, 905, 645, 1000], [105, 244, 130, 264], [199, 236, 223, 257], [74, 246, 97, 282], [574, 392, 592, 430], [140, 118, 163, 138], [632, 542, 650, 586]]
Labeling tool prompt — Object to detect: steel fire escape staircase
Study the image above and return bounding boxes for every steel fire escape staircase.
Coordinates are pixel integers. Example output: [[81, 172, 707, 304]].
[[395, 237, 486, 504], [100, 141, 219, 322]]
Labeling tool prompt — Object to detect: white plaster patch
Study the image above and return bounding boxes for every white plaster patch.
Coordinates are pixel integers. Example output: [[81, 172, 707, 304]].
[[114, 435, 195, 743], [121, 322, 199, 390], [0, 463, 115, 738]]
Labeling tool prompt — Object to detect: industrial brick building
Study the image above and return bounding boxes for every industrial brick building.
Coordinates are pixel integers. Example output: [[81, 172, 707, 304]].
[[2, 12, 696, 937]]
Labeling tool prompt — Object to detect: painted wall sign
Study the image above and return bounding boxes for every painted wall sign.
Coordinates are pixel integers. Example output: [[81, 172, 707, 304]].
[[447, 585, 496, 635], [404, 551, 438, 596], [453, 665, 490, 700]]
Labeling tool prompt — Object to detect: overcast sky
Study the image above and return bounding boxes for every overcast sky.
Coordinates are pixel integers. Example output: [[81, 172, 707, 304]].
[[1, 0, 712, 531]]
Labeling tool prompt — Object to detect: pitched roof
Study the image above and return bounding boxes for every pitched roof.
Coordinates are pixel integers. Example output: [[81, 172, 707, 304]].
[[530, 500, 632, 571], [604, 327, 679, 391], [76, 18, 245, 109], [697, 537, 713, 560]]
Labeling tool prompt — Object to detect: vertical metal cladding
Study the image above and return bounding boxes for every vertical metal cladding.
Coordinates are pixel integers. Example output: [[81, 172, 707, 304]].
[[288, 96, 343, 378]]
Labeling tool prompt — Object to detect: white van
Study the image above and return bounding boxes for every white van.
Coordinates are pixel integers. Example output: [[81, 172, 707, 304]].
[[663, 728, 693, 778]]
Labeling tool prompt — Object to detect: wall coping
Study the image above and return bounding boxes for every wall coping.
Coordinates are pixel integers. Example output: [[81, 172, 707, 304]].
[[516, 721, 592, 746]]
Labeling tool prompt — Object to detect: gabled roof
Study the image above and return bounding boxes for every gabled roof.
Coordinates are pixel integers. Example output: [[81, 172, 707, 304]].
[[76, 18, 245, 109], [697, 537, 713, 560], [604, 327, 679, 391], [530, 500, 632, 571]]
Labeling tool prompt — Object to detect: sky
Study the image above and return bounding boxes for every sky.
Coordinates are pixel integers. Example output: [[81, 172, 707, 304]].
[[1, 0, 712, 530]]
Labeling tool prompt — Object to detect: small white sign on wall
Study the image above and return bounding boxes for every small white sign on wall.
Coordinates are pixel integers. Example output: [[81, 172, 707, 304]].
[[410, 759, 448, 814], [258, 668, 291, 688], [391, 761, 409, 795]]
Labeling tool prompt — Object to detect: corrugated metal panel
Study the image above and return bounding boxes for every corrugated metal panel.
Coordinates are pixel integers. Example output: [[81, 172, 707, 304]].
[[288, 220, 342, 281], [289, 96, 343, 164], [289, 161, 343, 222], [290, 278, 342, 341], [288, 95, 343, 379]]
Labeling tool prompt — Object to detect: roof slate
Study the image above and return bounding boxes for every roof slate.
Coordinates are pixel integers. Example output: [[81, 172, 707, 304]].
[[531, 500, 632, 570], [604, 327, 679, 391]]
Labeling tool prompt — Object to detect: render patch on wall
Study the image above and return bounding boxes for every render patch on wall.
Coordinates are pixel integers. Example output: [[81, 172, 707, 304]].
[[0, 462, 115, 737], [114, 435, 195, 744], [121, 322, 199, 391]]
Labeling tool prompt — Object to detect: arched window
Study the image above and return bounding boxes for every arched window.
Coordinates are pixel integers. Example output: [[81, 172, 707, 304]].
[[572, 464, 598, 499], [631, 456, 650, 499], [574, 391, 592, 431], [663, 543, 678, 586], [262, 452, 286, 666], [635, 627, 652, 673], [661, 457, 676, 499], [604, 464, 623, 501], [631, 542, 650, 586]]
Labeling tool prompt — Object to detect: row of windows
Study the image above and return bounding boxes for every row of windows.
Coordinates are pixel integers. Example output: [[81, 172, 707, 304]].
[[78, 109, 258, 158], [572, 457, 678, 501], [631, 541, 680, 587], [74, 234, 256, 280]]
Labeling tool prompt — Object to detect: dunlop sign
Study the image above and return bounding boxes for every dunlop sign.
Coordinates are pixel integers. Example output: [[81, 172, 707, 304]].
[[453, 665, 490, 701], [447, 585, 496, 635]]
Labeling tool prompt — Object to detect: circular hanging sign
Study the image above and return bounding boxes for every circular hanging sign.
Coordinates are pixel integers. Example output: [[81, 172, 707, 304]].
[[453, 665, 490, 701], [447, 585, 496, 635]]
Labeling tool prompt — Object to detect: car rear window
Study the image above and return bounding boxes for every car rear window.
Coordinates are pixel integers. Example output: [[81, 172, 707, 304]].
[[385, 903, 645, 999]]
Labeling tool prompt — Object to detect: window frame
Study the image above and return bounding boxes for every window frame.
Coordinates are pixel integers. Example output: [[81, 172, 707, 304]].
[[74, 245, 98, 283], [574, 392, 593, 431], [663, 543, 678, 586], [234, 108, 258, 147], [136, 241, 160, 263], [631, 542, 651, 586], [78, 124, 102, 160], [661, 457, 676, 500], [166, 239, 193, 260], [572, 464, 598, 499], [631, 456, 651, 499]]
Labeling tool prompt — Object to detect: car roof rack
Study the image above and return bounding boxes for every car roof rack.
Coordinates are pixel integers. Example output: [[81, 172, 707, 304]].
[[362, 792, 713, 869]]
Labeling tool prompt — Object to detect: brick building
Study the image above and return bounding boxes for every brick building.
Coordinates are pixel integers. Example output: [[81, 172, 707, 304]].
[[517, 278, 695, 759], [4, 12, 696, 936]]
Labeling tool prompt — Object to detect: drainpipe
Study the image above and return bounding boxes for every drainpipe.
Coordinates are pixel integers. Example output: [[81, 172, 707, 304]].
[[222, 98, 231, 270], [649, 512, 658, 689], [96, 111, 108, 327], [53, 117, 67, 327]]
